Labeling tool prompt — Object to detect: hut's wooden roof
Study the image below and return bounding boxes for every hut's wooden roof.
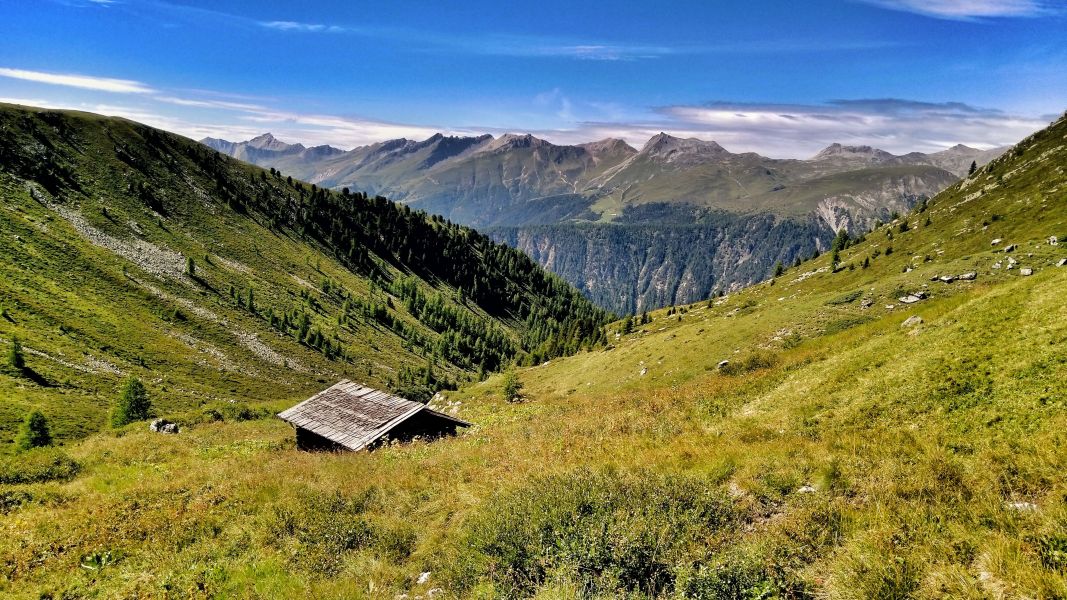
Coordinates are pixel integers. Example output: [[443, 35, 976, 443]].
[[277, 380, 470, 451]]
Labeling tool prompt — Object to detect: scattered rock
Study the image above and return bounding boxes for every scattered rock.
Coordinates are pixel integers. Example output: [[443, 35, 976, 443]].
[[1057, 258, 1067, 267], [902, 316, 923, 328], [938, 275, 956, 283], [991, 238, 1002, 245], [885, 304, 895, 310], [1005, 501, 1038, 512], [1020, 267, 1033, 276], [1004, 244, 1017, 253], [717, 360, 730, 371], [1050, 236, 1059, 246], [1006, 257, 1018, 269], [992, 262, 1002, 269], [640, 367, 648, 376], [899, 295, 921, 304], [417, 572, 431, 585], [149, 418, 179, 434], [860, 297, 874, 309], [796, 484, 817, 494], [958, 271, 977, 281]]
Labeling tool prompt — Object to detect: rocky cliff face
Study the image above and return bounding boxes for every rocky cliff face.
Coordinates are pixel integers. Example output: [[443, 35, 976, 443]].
[[490, 213, 830, 313]]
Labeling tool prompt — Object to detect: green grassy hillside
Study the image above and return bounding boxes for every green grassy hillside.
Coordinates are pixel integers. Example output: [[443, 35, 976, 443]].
[[0, 110, 1065, 599], [0, 103, 608, 446]]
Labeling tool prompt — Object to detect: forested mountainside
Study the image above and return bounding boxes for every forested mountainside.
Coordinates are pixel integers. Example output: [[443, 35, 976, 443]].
[[7, 111, 1064, 599], [206, 130, 1006, 312], [0, 103, 608, 444]]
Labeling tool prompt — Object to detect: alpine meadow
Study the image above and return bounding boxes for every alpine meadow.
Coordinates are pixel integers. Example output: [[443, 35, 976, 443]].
[[0, 1, 1065, 599]]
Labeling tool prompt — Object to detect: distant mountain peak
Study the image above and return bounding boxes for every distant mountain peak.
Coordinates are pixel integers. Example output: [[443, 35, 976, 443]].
[[484, 133, 553, 152], [641, 133, 727, 158], [812, 143, 894, 162], [246, 132, 302, 152]]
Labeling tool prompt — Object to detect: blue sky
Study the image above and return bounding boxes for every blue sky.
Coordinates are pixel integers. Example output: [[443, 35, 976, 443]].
[[0, 0, 1064, 156]]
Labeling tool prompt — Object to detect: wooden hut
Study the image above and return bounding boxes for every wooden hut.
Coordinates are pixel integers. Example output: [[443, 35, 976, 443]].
[[277, 380, 471, 451]]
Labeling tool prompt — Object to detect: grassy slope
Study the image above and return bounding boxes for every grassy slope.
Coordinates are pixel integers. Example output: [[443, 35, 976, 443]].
[[1, 113, 1066, 598], [0, 104, 601, 448]]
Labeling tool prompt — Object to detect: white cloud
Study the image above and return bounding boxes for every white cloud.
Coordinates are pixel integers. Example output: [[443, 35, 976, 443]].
[[0, 67, 153, 94], [259, 20, 346, 33], [518, 99, 1048, 157], [859, 0, 1058, 19]]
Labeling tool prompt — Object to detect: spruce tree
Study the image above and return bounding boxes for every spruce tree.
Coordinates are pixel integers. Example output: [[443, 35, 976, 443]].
[[502, 369, 523, 403], [185, 256, 195, 277], [8, 335, 25, 372], [968, 160, 977, 176], [773, 261, 785, 277], [15, 410, 51, 451], [112, 377, 151, 427]]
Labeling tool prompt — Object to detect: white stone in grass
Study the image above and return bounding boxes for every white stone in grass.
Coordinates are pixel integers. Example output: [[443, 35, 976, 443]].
[[717, 360, 730, 370], [1020, 267, 1033, 276], [1005, 501, 1038, 512], [991, 238, 1002, 245], [992, 262, 1002, 269], [958, 271, 977, 280], [899, 295, 922, 304], [1049, 236, 1058, 246], [1057, 258, 1067, 267], [417, 572, 431, 585], [902, 316, 923, 328], [797, 484, 817, 494]]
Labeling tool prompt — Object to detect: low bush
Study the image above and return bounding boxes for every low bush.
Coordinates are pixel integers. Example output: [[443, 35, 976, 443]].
[[826, 290, 863, 305], [268, 488, 415, 576], [720, 350, 780, 376], [449, 468, 738, 597], [0, 448, 81, 484]]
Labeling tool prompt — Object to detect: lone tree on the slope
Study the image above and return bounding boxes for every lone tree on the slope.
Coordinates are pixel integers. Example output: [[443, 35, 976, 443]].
[[15, 410, 51, 451], [968, 160, 977, 176], [186, 256, 196, 277], [773, 261, 785, 278], [502, 369, 523, 403], [112, 377, 152, 427], [8, 335, 25, 372]]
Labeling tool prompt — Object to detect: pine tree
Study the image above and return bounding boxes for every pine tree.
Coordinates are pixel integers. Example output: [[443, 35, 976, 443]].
[[831, 248, 841, 270], [773, 261, 785, 277], [112, 377, 151, 427], [968, 160, 977, 176], [8, 335, 25, 371], [502, 369, 523, 402], [620, 315, 634, 335], [185, 256, 195, 277], [247, 286, 255, 313], [15, 410, 51, 451]]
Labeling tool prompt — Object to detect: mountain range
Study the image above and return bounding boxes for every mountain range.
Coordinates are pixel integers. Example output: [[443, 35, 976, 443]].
[[204, 131, 1008, 312]]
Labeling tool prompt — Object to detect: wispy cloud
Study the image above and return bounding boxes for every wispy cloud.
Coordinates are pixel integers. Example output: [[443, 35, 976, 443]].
[[573, 99, 1048, 156], [259, 20, 347, 33], [0, 67, 154, 94], [859, 0, 1060, 19]]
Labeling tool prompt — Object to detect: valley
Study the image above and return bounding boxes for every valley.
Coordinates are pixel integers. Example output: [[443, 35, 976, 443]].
[[206, 131, 1006, 312], [1, 104, 1064, 598]]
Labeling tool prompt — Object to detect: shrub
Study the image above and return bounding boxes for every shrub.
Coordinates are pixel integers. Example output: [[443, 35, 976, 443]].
[[720, 350, 779, 376], [268, 489, 413, 576], [827, 290, 863, 305], [15, 410, 51, 451], [502, 369, 523, 402], [0, 448, 80, 484], [450, 469, 737, 597], [7, 335, 25, 371], [112, 377, 151, 427]]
